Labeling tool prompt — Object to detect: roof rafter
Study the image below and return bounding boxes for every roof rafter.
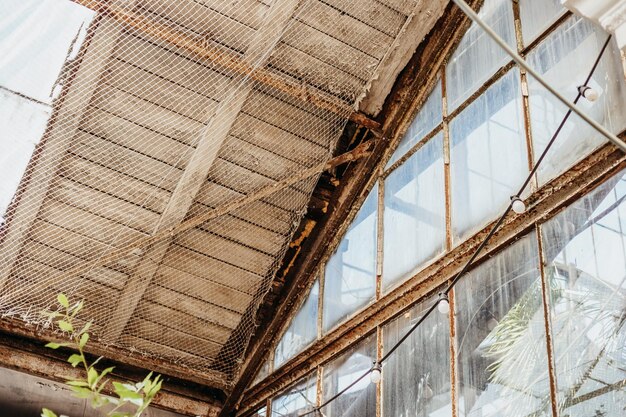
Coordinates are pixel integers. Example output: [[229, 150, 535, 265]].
[[70, 0, 381, 132], [102, 0, 306, 343]]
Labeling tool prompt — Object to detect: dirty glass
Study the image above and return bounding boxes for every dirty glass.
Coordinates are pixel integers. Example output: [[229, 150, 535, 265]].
[[450, 69, 527, 243], [541, 169, 626, 417], [252, 355, 271, 387], [323, 185, 378, 332], [386, 80, 442, 168], [446, 0, 516, 111], [455, 233, 553, 417], [321, 333, 377, 417], [518, 0, 565, 47], [274, 280, 319, 369], [383, 133, 446, 289], [383, 294, 452, 417], [252, 406, 266, 417], [271, 373, 317, 417], [527, 15, 626, 185]]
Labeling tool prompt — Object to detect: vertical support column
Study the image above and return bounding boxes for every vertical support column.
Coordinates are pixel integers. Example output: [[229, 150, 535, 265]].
[[376, 325, 383, 417], [376, 175, 384, 300], [512, 0, 539, 193], [536, 224, 560, 417], [441, 63, 458, 417]]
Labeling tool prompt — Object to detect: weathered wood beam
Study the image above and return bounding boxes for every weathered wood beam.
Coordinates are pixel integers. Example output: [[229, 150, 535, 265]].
[[103, 0, 304, 342], [217, 3, 481, 415], [358, 0, 448, 116], [0, 7, 130, 290], [1, 139, 375, 305], [237, 140, 626, 416], [0, 333, 223, 416], [0, 318, 230, 392], [70, 0, 381, 132]]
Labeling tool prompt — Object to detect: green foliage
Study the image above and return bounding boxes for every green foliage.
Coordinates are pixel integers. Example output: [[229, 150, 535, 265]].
[[41, 293, 162, 417]]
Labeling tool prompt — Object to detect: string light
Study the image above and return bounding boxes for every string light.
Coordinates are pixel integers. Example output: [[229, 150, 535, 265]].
[[293, 18, 614, 417], [369, 362, 382, 384], [510, 195, 526, 214], [578, 85, 599, 102], [437, 293, 450, 315]]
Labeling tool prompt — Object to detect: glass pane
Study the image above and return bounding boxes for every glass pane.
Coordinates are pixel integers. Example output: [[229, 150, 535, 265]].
[[445, 0, 516, 111], [383, 133, 446, 289], [527, 16, 626, 185], [271, 373, 317, 417], [455, 233, 553, 417], [275, 280, 319, 369], [383, 294, 452, 417], [518, 0, 566, 47], [0, 89, 50, 218], [252, 356, 271, 387], [323, 185, 378, 332], [253, 406, 267, 417], [450, 69, 527, 243], [541, 170, 626, 417], [0, 0, 94, 103], [386, 80, 442, 168], [321, 333, 376, 417]]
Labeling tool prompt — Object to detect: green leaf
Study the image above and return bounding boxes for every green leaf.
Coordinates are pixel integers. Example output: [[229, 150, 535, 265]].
[[70, 300, 84, 317], [45, 342, 67, 350], [67, 353, 83, 367], [87, 367, 98, 387], [80, 322, 92, 335], [69, 385, 92, 399], [57, 320, 73, 333], [113, 381, 143, 402], [57, 293, 69, 308], [95, 366, 114, 387], [41, 408, 58, 417], [66, 380, 89, 387], [79, 333, 89, 349]]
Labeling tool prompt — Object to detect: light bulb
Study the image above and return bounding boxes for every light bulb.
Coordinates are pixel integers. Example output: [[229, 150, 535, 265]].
[[370, 363, 382, 384], [437, 294, 450, 315], [510, 196, 526, 214], [578, 85, 599, 102]]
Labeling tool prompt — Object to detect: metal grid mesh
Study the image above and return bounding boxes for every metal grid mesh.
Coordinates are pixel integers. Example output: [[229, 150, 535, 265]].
[[0, 0, 418, 384]]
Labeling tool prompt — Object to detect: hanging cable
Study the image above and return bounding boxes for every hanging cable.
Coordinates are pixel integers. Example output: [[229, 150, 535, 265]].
[[294, 20, 616, 417]]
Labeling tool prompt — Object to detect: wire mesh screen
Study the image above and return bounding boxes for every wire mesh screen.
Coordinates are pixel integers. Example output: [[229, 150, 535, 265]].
[[0, 0, 418, 384]]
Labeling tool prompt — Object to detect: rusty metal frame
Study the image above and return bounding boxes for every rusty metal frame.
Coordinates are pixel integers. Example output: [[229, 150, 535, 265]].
[[240, 141, 626, 416], [237, 0, 626, 413]]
